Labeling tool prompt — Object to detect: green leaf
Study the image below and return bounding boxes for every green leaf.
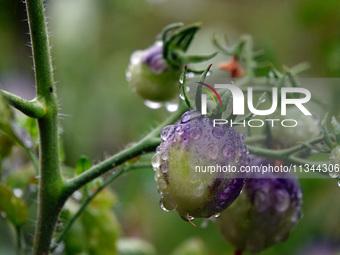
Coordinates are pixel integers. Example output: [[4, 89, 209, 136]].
[[5, 165, 36, 190], [195, 64, 213, 113], [81, 189, 120, 255], [161, 22, 184, 45], [24, 117, 38, 143], [331, 116, 340, 144], [0, 135, 13, 159], [0, 183, 28, 227], [183, 52, 218, 64], [76, 156, 91, 175], [167, 23, 201, 53], [210, 90, 232, 119]]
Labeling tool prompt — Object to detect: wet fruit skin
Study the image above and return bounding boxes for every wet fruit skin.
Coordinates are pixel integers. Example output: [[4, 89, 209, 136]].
[[127, 41, 180, 102], [216, 156, 303, 253], [152, 110, 249, 220]]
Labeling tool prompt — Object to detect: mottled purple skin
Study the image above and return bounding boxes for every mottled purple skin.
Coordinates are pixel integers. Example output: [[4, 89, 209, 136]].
[[141, 42, 168, 73], [127, 41, 179, 102], [152, 110, 249, 219], [216, 156, 303, 253]]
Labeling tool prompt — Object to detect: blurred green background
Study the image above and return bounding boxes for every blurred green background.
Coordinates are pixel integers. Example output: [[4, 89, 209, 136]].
[[0, 0, 340, 254]]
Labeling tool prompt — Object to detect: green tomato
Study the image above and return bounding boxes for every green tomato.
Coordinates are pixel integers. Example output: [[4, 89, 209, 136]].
[[271, 107, 319, 148]]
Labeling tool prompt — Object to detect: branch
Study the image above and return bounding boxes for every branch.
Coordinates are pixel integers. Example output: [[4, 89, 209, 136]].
[[63, 102, 188, 197], [287, 155, 330, 176], [25, 0, 64, 254], [1, 90, 46, 118], [247, 136, 324, 158]]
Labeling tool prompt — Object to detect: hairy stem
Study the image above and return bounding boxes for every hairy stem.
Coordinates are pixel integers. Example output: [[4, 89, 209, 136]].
[[25, 0, 65, 254], [64, 102, 187, 197], [1, 90, 46, 118]]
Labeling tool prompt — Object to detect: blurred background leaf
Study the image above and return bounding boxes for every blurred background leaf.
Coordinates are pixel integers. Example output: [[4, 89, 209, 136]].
[[0, 0, 339, 254]]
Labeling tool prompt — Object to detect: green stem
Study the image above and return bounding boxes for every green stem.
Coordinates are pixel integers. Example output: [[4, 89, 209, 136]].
[[16, 226, 23, 255], [181, 65, 191, 109], [241, 35, 255, 79], [1, 90, 46, 119], [247, 136, 324, 158], [287, 155, 330, 176], [25, 0, 65, 254], [52, 163, 152, 252], [244, 134, 267, 144], [63, 102, 187, 199]]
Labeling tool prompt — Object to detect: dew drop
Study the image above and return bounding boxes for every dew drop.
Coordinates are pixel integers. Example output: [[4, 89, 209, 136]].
[[0, 212, 6, 219], [160, 200, 170, 212], [179, 93, 185, 100], [190, 126, 202, 140], [181, 110, 201, 123], [291, 211, 300, 223], [214, 213, 221, 218], [165, 102, 179, 112], [158, 179, 167, 190], [222, 145, 233, 158], [212, 127, 225, 138], [125, 70, 132, 82], [155, 170, 161, 179], [161, 153, 168, 161], [179, 73, 184, 84], [144, 100, 162, 109], [130, 50, 144, 65], [160, 162, 168, 174], [329, 172, 339, 179], [161, 125, 174, 141], [274, 189, 290, 212], [338, 180, 340, 188], [254, 190, 269, 212], [168, 132, 175, 141], [297, 190, 303, 199], [194, 183, 205, 197], [208, 144, 219, 160], [181, 111, 191, 123], [187, 215, 195, 221], [151, 154, 161, 169]]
